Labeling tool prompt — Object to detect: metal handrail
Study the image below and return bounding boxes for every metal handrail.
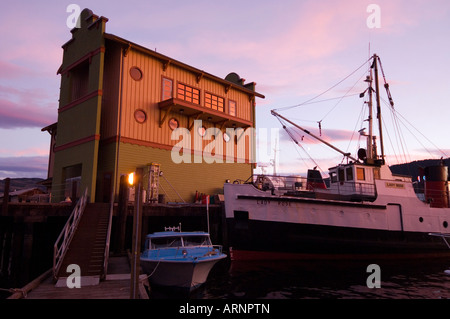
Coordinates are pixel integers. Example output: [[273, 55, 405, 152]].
[[53, 188, 89, 280], [102, 190, 115, 279]]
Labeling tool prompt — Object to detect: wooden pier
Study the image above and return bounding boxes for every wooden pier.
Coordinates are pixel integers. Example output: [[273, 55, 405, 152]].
[[2, 198, 226, 299], [9, 256, 149, 299]]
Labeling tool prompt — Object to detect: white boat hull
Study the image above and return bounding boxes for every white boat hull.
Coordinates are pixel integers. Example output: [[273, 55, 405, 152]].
[[224, 181, 450, 260], [140, 256, 226, 291]]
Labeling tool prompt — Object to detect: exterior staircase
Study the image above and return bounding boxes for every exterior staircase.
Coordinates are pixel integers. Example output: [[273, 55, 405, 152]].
[[54, 202, 111, 287]]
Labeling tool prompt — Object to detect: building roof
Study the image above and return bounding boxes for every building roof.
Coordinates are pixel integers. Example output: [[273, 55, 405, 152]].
[[0, 187, 46, 199], [41, 122, 57, 133], [103, 33, 265, 100]]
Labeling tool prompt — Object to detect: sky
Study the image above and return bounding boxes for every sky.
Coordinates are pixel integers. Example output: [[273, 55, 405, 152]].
[[0, 0, 449, 179]]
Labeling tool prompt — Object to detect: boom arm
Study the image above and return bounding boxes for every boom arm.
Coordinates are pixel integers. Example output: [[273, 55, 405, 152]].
[[271, 110, 359, 162]]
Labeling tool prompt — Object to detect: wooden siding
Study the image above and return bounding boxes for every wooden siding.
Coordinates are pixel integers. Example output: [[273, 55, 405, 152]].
[[117, 143, 252, 202], [114, 48, 255, 156]]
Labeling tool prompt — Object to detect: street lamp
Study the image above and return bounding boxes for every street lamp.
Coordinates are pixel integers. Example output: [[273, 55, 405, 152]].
[[128, 172, 135, 186], [129, 168, 143, 299]]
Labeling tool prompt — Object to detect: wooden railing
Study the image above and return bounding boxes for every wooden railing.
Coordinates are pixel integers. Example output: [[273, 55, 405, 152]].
[[53, 188, 89, 280]]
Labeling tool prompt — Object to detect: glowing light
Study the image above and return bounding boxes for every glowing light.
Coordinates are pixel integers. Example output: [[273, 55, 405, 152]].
[[128, 172, 135, 185]]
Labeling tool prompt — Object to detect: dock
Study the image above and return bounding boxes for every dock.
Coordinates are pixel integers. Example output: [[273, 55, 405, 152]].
[[1, 186, 226, 299], [9, 256, 149, 299]]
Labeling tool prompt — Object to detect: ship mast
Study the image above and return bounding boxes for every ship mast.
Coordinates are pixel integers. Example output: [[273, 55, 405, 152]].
[[364, 69, 374, 161], [372, 54, 385, 165]]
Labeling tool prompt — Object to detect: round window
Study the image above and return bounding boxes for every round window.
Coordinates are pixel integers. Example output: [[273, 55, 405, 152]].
[[130, 67, 143, 81], [134, 109, 147, 123], [168, 118, 179, 130]]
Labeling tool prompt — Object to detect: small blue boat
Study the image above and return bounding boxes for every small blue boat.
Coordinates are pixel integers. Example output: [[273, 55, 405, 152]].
[[140, 226, 227, 291]]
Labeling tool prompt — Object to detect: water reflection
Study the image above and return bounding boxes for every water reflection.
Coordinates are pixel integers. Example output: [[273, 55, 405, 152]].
[[196, 258, 450, 299]]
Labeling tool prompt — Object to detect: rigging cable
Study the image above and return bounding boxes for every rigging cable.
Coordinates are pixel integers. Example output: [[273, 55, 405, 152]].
[[344, 99, 368, 160], [390, 105, 449, 159], [274, 115, 324, 174], [377, 95, 409, 164], [377, 57, 395, 107], [274, 56, 374, 112], [319, 70, 369, 124]]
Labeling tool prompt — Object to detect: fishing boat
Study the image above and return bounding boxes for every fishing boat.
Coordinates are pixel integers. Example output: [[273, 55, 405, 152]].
[[140, 226, 227, 291], [224, 54, 450, 261]]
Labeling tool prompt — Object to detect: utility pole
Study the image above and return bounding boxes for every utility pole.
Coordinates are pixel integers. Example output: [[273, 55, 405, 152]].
[[130, 167, 143, 299]]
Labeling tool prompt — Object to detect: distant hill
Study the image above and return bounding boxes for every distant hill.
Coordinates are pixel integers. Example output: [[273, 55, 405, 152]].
[[0, 178, 45, 194], [389, 158, 450, 181]]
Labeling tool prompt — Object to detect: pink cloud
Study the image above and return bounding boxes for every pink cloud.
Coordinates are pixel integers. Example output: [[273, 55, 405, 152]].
[[152, 0, 370, 97], [279, 124, 354, 145], [0, 60, 35, 79], [0, 145, 49, 157], [0, 98, 56, 129], [0, 4, 65, 77], [0, 82, 57, 129], [0, 156, 48, 179]]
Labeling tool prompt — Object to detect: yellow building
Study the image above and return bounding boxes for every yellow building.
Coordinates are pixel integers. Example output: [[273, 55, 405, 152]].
[[48, 8, 264, 203]]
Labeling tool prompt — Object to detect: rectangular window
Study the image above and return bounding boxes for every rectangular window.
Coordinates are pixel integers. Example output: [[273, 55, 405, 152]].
[[229, 100, 236, 116], [205, 92, 224, 112], [373, 168, 380, 180], [338, 168, 345, 182], [330, 172, 337, 183], [162, 77, 173, 101], [177, 83, 200, 104], [346, 167, 353, 181], [357, 167, 365, 181]]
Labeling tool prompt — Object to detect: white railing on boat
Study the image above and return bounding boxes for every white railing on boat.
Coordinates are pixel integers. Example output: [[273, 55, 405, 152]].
[[53, 188, 89, 280], [326, 181, 377, 199], [251, 174, 377, 201]]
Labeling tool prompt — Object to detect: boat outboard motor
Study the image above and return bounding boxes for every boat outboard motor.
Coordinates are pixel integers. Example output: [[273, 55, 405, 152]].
[[424, 163, 449, 208]]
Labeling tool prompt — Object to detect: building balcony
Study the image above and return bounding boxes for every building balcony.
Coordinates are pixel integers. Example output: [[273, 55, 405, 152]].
[[158, 98, 253, 130]]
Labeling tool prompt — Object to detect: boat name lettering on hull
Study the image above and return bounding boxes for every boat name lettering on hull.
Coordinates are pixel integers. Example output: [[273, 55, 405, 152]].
[[278, 201, 291, 207], [385, 182, 405, 189], [256, 199, 291, 207]]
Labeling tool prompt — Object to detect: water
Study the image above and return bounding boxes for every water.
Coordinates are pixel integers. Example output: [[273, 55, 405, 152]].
[[152, 258, 450, 299]]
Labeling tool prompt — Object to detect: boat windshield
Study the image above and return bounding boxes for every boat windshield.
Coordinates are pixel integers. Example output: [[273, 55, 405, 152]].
[[148, 235, 212, 249], [150, 236, 182, 249], [183, 235, 211, 247]]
